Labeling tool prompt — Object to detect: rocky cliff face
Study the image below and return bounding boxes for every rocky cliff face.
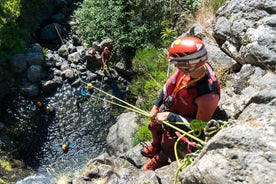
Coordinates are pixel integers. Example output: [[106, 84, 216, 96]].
[[67, 0, 276, 183]]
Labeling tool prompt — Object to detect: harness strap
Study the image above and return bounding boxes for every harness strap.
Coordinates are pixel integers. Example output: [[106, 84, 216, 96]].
[[172, 69, 206, 96]]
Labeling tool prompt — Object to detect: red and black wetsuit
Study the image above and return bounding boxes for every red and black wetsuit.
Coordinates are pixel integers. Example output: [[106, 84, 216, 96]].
[[149, 62, 220, 161], [101, 47, 111, 69]]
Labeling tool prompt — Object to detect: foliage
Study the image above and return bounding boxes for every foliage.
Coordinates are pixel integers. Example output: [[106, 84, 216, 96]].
[[129, 46, 168, 145], [132, 116, 152, 146], [243, 37, 251, 45], [185, 0, 201, 14], [0, 160, 12, 172], [73, 0, 165, 63], [161, 27, 177, 47], [0, 0, 21, 26], [0, 0, 27, 58], [208, 0, 227, 12], [0, 178, 8, 184], [129, 45, 168, 111]]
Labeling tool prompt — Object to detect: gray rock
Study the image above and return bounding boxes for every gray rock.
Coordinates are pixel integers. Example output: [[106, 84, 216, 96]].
[[21, 83, 40, 97], [39, 23, 63, 41], [106, 112, 138, 156], [27, 65, 42, 83], [10, 54, 27, 73], [26, 52, 44, 66]]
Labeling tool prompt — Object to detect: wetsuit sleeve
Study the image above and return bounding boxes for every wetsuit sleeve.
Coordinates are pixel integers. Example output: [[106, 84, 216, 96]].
[[194, 93, 220, 122], [154, 90, 164, 107], [168, 112, 188, 122], [154, 70, 180, 108]]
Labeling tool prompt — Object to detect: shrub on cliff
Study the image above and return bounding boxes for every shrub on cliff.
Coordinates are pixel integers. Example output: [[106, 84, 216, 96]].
[[73, 0, 165, 63]]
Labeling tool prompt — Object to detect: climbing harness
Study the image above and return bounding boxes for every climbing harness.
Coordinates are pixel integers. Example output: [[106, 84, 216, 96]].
[[172, 70, 206, 96]]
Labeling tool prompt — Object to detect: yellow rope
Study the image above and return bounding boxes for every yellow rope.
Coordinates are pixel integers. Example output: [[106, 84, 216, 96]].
[[92, 83, 206, 145], [54, 24, 64, 44], [89, 95, 149, 116], [174, 156, 194, 184], [162, 121, 206, 145], [81, 80, 149, 116], [79, 79, 212, 184], [84, 82, 206, 145], [174, 134, 185, 166]]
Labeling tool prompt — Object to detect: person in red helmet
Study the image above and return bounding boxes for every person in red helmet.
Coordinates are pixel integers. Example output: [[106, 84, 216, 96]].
[[141, 36, 220, 171], [101, 47, 111, 70]]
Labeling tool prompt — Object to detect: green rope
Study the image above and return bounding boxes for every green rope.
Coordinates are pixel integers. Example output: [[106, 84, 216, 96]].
[[81, 80, 149, 116], [174, 133, 185, 166], [190, 119, 207, 131], [174, 156, 194, 184], [163, 121, 206, 145], [89, 95, 149, 117]]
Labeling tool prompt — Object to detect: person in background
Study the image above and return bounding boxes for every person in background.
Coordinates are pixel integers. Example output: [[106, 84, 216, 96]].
[[141, 36, 220, 171], [76, 83, 94, 110], [35, 100, 55, 116], [45, 104, 55, 116], [101, 47, 111, 70]]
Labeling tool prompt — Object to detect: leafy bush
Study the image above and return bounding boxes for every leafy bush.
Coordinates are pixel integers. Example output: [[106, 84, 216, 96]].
[[0, 0, 27, 58], [73, 0, 165, 63], [129, 45, 169, 146], [132, 117, 152, 146], [0, 0, 21, 26], [129, 45, 168, 111], [209, 0, 227, 12], [161, 27, 177, 47]]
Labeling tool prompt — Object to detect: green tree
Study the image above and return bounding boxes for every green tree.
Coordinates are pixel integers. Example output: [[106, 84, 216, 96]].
[[73, 0, 165, 64], [130, 45, 168, 111], [0, 0, 26, 58]]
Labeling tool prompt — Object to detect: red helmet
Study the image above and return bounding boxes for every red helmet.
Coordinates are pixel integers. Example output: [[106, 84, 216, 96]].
[[168, 36, 208, 70]]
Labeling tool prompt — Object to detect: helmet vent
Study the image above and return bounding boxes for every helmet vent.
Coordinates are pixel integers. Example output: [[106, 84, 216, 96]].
[[177, 52, 186, 57], [171, 53, 178, 57]]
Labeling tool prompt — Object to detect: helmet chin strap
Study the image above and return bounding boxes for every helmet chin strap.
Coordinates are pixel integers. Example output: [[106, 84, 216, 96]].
[[190, 65, 207, 79], [178, 64, 206, 76], [167, 62, 204, 77], [178, 68, 190, 75]]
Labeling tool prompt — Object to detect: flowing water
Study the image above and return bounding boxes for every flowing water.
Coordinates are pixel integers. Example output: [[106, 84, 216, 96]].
[[4, 80, 124, 183]]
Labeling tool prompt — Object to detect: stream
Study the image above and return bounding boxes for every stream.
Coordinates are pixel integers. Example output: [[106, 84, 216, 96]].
[[5, 79, 123, 183]]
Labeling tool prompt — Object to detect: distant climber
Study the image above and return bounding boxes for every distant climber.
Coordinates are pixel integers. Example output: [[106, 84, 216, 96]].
[[53, 142, 76, 153], [35, 100, 55, 117], [76, 83, 94, 110], [101, 47, 111, 70], [84, 47, 98, 70]]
